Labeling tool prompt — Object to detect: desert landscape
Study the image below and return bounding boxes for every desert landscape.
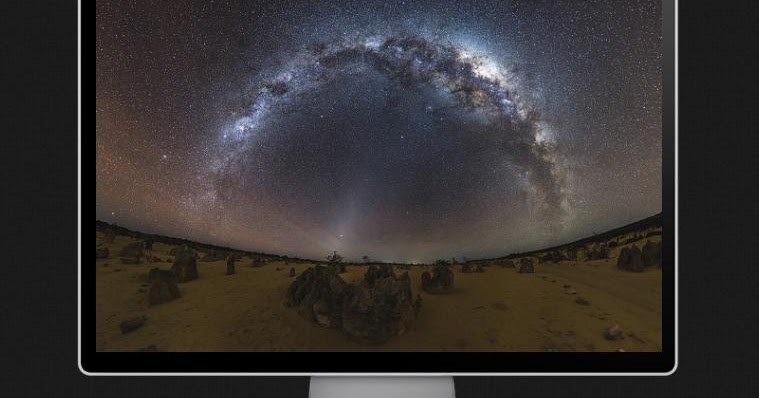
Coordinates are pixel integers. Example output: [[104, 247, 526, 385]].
[[94, 215, 663, 352]]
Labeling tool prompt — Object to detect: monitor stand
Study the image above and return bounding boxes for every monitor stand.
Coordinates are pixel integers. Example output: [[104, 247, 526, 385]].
[[308, 376, 455, 398]]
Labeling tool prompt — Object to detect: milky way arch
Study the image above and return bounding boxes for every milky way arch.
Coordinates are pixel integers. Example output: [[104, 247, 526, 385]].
[[200, 36, 568, 262], [206, 35, 568, 233]]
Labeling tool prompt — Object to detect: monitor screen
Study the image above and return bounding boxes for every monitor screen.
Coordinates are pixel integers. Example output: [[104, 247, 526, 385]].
[[88, 0, 675, 374]]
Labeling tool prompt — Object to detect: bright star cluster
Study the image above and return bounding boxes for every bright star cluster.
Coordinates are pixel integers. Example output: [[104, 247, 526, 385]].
[[96, 0, 662, 262]]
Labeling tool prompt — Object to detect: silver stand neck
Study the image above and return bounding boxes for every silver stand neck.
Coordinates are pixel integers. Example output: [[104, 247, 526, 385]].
[[309, 376, 455, 398]]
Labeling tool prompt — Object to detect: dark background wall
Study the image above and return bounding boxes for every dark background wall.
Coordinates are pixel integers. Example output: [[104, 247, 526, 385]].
[[2, 1, 757, 397]]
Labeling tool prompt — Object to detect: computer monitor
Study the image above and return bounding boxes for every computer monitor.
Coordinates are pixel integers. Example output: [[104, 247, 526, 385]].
[[87, 0, 677, 381]]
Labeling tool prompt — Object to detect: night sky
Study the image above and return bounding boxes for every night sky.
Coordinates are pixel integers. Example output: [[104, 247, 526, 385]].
[[96, 0, 662, 263]]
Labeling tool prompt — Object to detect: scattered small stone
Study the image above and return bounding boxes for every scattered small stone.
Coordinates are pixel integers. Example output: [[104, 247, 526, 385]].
[[604, 324, 624, 341], [120, 316, 146, 334], [575, 297, 590, 306], [617, 348, 626, 352]]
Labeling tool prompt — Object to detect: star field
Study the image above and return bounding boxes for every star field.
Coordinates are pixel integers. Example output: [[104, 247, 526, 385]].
[[96, 0, 662, 262]]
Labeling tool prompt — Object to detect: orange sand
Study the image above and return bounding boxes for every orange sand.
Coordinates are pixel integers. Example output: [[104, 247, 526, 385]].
[[95, 233, 662, 352]]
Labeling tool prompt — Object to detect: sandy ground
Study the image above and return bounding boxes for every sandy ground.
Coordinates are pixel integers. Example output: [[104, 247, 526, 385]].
[[95, 233, 662, 352]]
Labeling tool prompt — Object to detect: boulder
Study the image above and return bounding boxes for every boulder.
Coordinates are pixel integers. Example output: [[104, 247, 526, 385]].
[[421, 264, 454, 293], [518, 258, 534, 273], [96, 247, 109, 259], [564, 247, 578, 261], [285, 266, 349, 325], [103, 229, 116, 243], [285, 265, 420, 343], [148, 267, 176, 282], [251, 256, 266, 267], [341, 270, 417, 344], [543, 251, 565, 263], [364, 264, 393, 286], [617, 245, 644, 272], [200, 249, 227, 262], [148, 278, 180, 305], [587, 244, 609, 260], [329, 262, 347, 273], [171, 248, 198, 282], [641, 241, 662, 267], [226, 255, 236, 275], [495, 259, 515, 268], [289, 267, 296, 277], [119, 241, 144, 259]]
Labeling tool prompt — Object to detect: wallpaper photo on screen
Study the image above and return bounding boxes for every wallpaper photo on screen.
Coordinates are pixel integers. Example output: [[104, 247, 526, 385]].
[[96, 0, 663, 352]]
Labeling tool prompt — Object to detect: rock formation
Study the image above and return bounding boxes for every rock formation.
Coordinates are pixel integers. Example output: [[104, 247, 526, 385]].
[[148, 277, 180, 305], [420, 263, 454, 293], [226, 254, 236, 275], [119, 241, 144, 263], [617, 245, 644, 272], [103, 229, 116, 243], [285, 265, 420, 343], [641, 240, 662, 267], [587, 243, 609, 260], [518, 258, 535, 273], [200, 249, 227, 262], [171, 248, 198, 282]]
